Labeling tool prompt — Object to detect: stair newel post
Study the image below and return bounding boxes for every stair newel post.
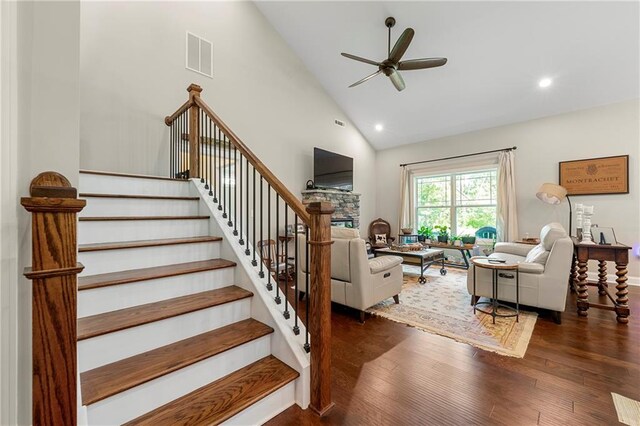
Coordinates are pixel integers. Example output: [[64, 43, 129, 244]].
[[306, 201, 335, 416], [21, 172, 86, 426], [188, 83, 202, 179]]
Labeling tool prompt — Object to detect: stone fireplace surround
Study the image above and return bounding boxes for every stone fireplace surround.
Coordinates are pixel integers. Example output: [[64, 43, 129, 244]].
[[301, 189, 360, 230]]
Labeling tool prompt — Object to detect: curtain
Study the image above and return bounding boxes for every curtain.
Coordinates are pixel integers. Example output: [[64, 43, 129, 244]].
[[398, 166, 412, 234], [496, 150, 518, 242]]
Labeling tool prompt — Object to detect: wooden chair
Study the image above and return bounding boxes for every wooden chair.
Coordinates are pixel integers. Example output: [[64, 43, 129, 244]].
[[256, 239, 292, 281], [368, 218, 395, 248]]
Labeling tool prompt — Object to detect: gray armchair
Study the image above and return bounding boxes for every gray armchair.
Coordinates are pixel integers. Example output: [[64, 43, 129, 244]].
[[297, 228, 403, 321], [466, 223, 573, 323]]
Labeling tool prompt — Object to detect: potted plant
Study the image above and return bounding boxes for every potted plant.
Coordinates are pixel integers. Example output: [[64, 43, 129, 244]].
[[451, 235, 463, 247], [434, 225, 449, 243], [460, 234, 476, 245], [417, 225, 432, 243]]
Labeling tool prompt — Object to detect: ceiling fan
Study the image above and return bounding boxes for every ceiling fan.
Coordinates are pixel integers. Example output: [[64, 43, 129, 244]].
[[341, 17, 447, 92]]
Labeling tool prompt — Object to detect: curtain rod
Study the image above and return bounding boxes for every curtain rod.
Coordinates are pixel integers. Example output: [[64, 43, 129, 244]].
[[399, 146, 517, 167]]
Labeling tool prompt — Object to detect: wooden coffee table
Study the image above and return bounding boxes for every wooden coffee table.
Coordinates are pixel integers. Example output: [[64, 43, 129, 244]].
[[375, 248, 446, 284]]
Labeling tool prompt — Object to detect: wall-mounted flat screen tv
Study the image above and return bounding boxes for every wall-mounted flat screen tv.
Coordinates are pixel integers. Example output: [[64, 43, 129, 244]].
[[313, 147, 353, 191]]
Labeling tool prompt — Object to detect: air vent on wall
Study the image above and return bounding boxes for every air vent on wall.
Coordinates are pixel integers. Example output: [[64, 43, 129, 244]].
[[186, 31, 213, 78], [334, 119, 345, 127]]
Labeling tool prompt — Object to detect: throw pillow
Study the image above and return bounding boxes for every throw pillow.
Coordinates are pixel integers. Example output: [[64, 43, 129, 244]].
[[374, 233, 387, 246], [525, 244, 550, 265]]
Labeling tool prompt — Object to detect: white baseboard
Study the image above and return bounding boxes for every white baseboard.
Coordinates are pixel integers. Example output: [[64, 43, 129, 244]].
[[586, 271, 639, 287]]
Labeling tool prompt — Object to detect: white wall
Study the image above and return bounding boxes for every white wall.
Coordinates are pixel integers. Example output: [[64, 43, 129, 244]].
[[79, 1, 377, 232], [1, 1, 80, 424], [376, 100, 640, 282]]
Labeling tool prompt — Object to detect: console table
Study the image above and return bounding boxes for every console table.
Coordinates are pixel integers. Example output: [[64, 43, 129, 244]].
[[423, 242, 474, 269], [571, 237, 631, 324]]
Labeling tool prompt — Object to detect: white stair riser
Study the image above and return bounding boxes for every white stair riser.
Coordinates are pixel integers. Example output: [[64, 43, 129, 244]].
[[80, 197, 200, 217], [78, 219, 209, 244], [79, 241, 221, 276], [222, 381, 295, 426], [85, 336, 271, 426], [78, 298, 250, 372], [80, 174, 194, 197], [78, 268, 235, 317]]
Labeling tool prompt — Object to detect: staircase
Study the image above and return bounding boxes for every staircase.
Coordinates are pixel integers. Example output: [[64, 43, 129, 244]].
[[76, 170, 299, 425]]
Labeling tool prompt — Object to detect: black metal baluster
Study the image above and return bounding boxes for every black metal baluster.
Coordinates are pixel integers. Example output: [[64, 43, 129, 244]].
[[250, 167, 256, 261], [216, 125, 221, 206], [266, 184, 272, 290], [169, 121, 173, 178], [283, 204, 290, 319], [208, 118, 213, 196], [238, 152, 243, 242], [293, 214, 300, 335], [222, 132, 228, 218], [245, 158, 250, 255], [304, 226, 310, 353], [232, 145, 238, 234], [275, 194, 281, 305], [200, 109, 205, 184], [259, 177, 264, 278]]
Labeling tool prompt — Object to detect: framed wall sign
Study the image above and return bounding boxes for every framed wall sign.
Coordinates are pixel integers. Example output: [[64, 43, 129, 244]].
[[559, 155, 629, 196]]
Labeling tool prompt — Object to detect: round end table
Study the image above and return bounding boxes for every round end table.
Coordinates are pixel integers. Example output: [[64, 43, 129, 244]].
[[471, 258, 520, 324]]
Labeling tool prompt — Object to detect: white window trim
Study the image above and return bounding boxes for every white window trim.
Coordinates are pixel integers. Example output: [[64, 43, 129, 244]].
[[412, 167, 498, 236]]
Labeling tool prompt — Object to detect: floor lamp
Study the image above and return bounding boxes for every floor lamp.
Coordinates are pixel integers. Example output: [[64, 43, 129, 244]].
[[536, 183, 572, 236]]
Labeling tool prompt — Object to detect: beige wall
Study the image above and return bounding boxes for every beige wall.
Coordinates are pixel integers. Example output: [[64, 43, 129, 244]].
[[79, 1, 377, 232], [1, 2, 80, 424], [376, 100, 640, 282]]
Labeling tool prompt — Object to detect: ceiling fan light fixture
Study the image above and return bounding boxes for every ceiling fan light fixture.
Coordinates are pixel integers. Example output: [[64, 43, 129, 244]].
[[538, 77, 553, 88]]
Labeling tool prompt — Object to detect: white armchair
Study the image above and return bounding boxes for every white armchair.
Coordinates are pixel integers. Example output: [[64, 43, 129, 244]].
[[297, 228, 403, 322], [466, 223, 573, 323]]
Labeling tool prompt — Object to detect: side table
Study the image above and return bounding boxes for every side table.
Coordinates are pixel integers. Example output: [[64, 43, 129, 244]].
[[472, 258, 520, 324], [571, 237, 631, 324]]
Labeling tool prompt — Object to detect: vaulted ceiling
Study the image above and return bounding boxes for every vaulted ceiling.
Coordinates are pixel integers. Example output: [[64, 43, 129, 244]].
[[257, 1, 640, 150]]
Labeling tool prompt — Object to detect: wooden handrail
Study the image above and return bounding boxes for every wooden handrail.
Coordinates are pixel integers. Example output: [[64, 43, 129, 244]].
[[21, 171, 86, 425], [164, 98, 193, 126], [165, 88, 310, 225]]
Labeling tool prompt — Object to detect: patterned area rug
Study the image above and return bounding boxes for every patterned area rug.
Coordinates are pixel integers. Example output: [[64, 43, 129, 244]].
[[612, 393, 640, 426], [367, 266, 537, 358]]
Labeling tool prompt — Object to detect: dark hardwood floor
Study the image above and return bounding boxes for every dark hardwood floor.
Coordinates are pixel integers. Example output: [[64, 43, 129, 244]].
[[268, 280, 640, 425]]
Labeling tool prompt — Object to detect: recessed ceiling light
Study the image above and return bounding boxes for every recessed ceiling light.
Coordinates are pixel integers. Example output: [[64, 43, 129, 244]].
[[538, 78, 552, 88], [375, 124, 384, 132]]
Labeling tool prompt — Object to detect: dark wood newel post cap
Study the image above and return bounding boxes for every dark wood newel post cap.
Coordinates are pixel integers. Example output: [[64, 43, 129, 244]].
[[187, 83, 203, 97], [164, 116, 172, 126], [21, 171, 86, 212], [306, 201, 335, 215]]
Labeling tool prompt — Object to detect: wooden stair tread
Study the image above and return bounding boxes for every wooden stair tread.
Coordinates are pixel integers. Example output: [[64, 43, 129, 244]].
[[79, 193, 200, 201], [79, 236, 222, 252], [124, 355, 299, 426], [79, 215, 209, 221], [78, 259, 235, 290], [81, 319, 274, 405], [80, 169, 187, 182], [77, 286, 252, 340]]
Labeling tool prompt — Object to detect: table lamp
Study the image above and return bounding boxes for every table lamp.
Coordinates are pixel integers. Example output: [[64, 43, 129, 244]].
[[536, 183, 572, 236]]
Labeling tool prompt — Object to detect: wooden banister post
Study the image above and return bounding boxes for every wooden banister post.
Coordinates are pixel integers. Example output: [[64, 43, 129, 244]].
[[21, 172, 86, 425], [188, 83, 202, 178], [306, 201, 335, 416]]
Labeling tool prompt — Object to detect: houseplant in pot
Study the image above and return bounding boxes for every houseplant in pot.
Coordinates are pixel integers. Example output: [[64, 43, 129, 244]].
[[417, 225, 432, 243], [460, 234, 476, 245], [434, 225, 449, 243]]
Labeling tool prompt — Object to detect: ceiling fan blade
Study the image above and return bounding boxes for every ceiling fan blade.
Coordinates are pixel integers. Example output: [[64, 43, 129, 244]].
[[348, 69, 383, 88], [388, 69, 406, 92], [398, 57, 448, 71], [389, 28, 415, 63], [341, 52, 381, 67]]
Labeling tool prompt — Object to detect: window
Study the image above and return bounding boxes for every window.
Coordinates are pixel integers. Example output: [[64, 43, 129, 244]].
[[414, 169, 497, 236]]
